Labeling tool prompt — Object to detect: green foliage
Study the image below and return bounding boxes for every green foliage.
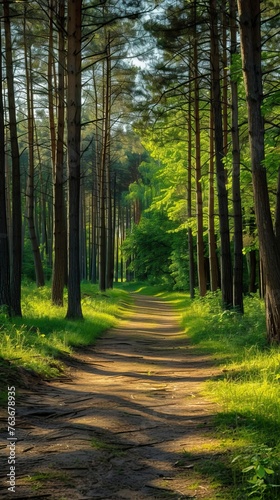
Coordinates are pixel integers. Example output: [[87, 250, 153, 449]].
[[232, 445, 280, 499], [177, 291, 280, 499], [169, 233, 190, 290], [22, 239, 52, 282], [122, 211, 175, 285]]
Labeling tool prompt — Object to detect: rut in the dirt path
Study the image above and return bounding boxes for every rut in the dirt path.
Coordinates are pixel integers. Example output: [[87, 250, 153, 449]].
[[1, 295, 220, 500]]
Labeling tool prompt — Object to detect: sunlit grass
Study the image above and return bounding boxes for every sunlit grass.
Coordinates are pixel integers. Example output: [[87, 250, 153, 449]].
[[0, 282, 132, 380], [128, 284, 280, 498], [180, 291, 280, 499]]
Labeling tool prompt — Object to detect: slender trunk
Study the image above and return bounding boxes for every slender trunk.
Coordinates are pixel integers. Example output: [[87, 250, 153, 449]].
[[120, 206, 124, 282], [99, 33, 111, 292], [210, 0, 233, 308], [52, 0, 67, 306], [66, 0, 83, 319], [194, 2, 207, 296], [48, 0, 56, 169], [222, 9, 228, 154], [248, 250, 257, 294], [230, 0, 243, 312], [187, 68, 195, 298], [208, 101, 219, 291], [91, 68, 100, 284], [91, 157, 98, 284], [24, 16, 45, 287], [4, 0, 22, 316], [115, 203, 120, 283], [79, 183, 87, 280], [0, 23, 11, 313]]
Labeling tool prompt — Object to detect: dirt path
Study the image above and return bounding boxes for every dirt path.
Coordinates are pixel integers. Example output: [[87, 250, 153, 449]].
[[1, 295, 223, 499]]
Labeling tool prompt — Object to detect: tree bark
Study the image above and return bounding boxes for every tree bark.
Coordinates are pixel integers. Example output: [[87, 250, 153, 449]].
[[230, 0, 244, 312], [24, 14, 45, 288], [99, 32, 111, 292], [194, 1, 207, 297], [208, 97, 219, 292], [4, 0, 22, 316], [0, 22, 11, 313], [187, 59, 195, 298], [210, 0, 233, 308], [52, 0, 67, 306], [66, 0, 83, 319], [238, 0, 280, 342]]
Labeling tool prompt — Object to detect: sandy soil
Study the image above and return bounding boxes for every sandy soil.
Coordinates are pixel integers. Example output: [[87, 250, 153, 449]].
[[0, 294, 225, 499]]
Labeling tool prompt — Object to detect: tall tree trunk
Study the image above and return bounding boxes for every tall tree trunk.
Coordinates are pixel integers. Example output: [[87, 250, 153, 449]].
[[66, 0, 83, 319], [187, 68, 195, 298], [48, 0, 67, 306], [79, 182, 87, 280], [230, 0, 243, 312], [52, 0, 67, 306], [99, 32, 111, 292], [222, 9, 228, 154], [238, 0, 280, 342], [210, 0, 233, 308], [48, 0, 56, 169], [91, 68, 100, 285], [208, 100, 219, 291], [0, 22, 11, 313], [194, 1, 207, 296], [115, 203, 120, 283], [24, 16, 45, 288], [4, 0, 22, 316], [91, 156, 98, 284]]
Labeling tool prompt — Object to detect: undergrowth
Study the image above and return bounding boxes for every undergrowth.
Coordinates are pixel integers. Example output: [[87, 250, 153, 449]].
[[0, 282, 131, 383], [138, 285, 280, 499], [1, 280, 280, 498], [183, 291, 280, 499]]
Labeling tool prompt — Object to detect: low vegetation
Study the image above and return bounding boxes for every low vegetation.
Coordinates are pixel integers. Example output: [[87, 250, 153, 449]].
[[0, 282, 131, 401], [138, 285, 280, 499], [1, 282, 280, 498]]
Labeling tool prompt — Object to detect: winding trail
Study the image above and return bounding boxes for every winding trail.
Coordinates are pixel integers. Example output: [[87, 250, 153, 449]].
[[1, 295, 221, 499]]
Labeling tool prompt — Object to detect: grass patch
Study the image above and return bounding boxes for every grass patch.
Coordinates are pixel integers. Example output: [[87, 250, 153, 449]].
[[26, 470, 71, 490], [179, 290, 280, 499], [91, 437, 126, 458], [0, 282, 132, 383], [129, 284, 280, 499]]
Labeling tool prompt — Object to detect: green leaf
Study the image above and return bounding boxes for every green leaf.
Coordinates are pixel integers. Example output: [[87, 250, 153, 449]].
[[255, 464, 266, 478], [263, 467, 274, 475], [242, 465, 255, 473]]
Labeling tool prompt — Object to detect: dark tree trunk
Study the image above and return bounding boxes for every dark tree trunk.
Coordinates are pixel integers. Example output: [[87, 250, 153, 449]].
[[238, 0, 280, 342], [194, 1, 207, 296], [66, 0, 83, 319], [91, 171, 98, 284], [0, 24, 11, 313], [52, 0, 67, 306], [24, 13, 45, 288], [230, 0, 244, 312], [248, 249, 257, 294], [208, 97, 219, 292], [187, 70, 195, 298], [210, 0, 233, 308], [4, 0, 22, 316], [99, 33, 111, 292]]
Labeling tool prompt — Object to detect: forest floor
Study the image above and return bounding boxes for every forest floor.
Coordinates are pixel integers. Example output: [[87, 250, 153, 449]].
[[0, 295, 233, 500]]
